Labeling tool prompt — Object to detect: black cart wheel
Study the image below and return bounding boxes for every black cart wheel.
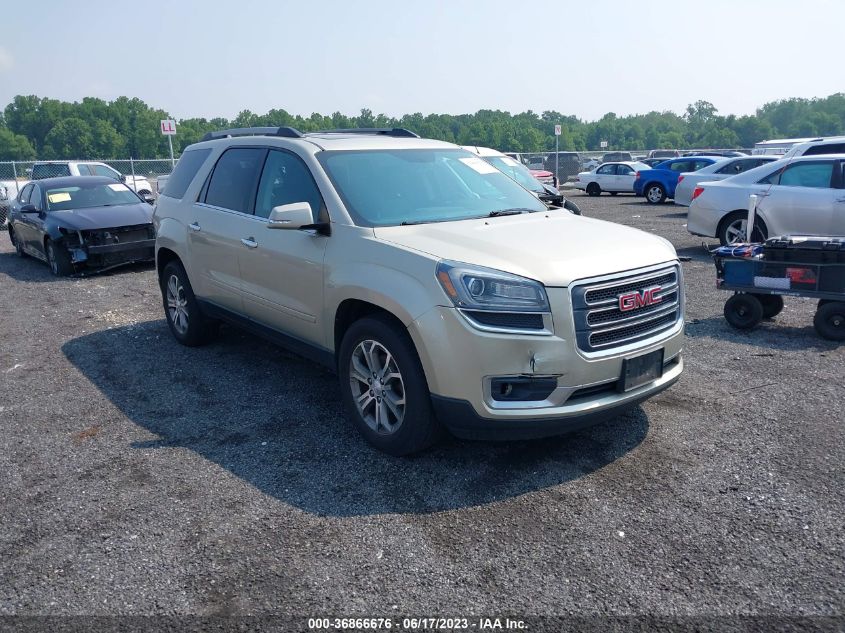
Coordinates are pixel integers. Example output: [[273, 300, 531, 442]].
[[753, 294, 784, 319], [724, 293, 764, 330], [813, 301, 845, 341]]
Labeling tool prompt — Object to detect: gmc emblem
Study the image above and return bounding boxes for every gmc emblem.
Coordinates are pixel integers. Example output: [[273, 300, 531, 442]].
[[619, 287, 662, 312]]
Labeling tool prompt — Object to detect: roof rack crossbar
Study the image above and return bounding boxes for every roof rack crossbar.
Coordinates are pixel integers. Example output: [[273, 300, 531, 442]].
[[201, 126, 303, 142], [313, 127, 420, 138]]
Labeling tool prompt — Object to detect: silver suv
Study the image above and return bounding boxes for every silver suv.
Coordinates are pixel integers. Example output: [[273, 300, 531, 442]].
[[154, 127, 684, 455]]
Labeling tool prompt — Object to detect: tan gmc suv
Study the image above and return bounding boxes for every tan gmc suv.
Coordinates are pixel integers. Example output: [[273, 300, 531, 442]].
[[154, 127, 684, 455]]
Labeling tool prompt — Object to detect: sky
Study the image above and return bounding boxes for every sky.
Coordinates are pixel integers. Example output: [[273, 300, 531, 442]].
[[0, 0, 842, 122]]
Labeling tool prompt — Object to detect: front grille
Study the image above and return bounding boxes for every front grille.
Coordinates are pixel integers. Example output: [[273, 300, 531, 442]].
[[571, 265, 682, 352], [585, 271, 676, 304], [84, 224, 154, 246], [462, 310, 545, 330]]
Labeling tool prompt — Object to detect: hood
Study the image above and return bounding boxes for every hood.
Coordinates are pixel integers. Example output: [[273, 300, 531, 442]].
[[374, 213, 677, 287], [50, 203, 153, 231]]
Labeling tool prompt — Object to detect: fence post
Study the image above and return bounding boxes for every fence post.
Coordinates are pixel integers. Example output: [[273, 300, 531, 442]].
[[11, 162, 19, 196], [130, 157, 137, 192]]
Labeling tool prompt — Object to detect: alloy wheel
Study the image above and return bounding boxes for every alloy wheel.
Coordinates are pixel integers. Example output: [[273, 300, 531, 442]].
[[349, 339, 406, 435], [166, 274, 190, 336], [647, 186, 663, 203]]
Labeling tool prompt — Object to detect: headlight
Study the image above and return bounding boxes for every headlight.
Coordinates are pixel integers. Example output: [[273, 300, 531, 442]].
[[436, 260, 550, 313]]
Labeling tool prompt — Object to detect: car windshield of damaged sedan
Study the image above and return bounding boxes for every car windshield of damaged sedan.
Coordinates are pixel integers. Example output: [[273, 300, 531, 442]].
[[479, 155, 547, 195], [44, 182, 142, 211], [318, 149, 546, 226]]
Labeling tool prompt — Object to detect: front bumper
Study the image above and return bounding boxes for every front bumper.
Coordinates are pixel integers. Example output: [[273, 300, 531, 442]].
[[408, 288, 684, 439], [432, 356, 681, 440], [68, 238, 155, 269]]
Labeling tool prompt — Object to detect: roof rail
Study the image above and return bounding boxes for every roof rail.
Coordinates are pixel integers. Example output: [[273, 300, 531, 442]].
[[201, 126, 303, 142], [313, 128, 420, 138]]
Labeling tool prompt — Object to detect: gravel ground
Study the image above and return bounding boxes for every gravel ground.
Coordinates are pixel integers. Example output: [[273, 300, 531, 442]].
[[0, 194, 843, 629]]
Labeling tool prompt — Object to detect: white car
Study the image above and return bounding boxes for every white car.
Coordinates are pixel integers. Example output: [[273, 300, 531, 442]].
[[687, 154, 845, 245], [574, 161, 650, 196], [31, 161, 154, 201], [673, 156, 779, 206], [782, 136, 845, 159]]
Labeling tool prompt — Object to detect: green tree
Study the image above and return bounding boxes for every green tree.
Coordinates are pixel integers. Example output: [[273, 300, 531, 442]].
[[42, 118, 94, 158], [0, 128, 36, 160]]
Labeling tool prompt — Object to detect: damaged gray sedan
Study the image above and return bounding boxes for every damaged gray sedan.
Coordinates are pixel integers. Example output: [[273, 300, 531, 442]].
[[6, 176, 155, 276]]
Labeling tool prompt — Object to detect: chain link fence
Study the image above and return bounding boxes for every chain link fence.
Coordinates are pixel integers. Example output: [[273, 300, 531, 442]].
[[0, 159, 175, 224]]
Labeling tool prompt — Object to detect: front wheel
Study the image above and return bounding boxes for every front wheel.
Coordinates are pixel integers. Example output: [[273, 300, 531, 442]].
[[45, 239, 74, 276], [645, 183, 666, 204], [586, 183, 601, 197], [724, 293, 763, 330], [338, 315, 442, 455], [813, 301, 845, 341], [161, 261, 218, 346]]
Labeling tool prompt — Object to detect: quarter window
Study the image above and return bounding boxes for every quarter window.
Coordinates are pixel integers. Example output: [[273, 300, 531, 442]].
[[778, 162, 834, 188], [668, 161, 692, 172], [162, 148, 212, 199], [254, 150, 324, 220], [204, 148, 266, 213]]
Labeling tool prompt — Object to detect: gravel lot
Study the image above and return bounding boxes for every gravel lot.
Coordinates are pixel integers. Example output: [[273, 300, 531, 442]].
[[0, 193, 843, 629]]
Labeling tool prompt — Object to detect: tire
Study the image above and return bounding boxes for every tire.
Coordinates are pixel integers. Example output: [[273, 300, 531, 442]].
[[723, 293, 763, 330], [813, 301, 845, 341], [645, 183, 666, 204], [161, 261, 218, 346], [718, 211, 768, 246], [753, 294, 784, 319], [45, 239, 74, 276], [563, 198, 581, 216], [338, 315, 442, 456], [586, 183, 601, 197], [9, 226, 26, 258]]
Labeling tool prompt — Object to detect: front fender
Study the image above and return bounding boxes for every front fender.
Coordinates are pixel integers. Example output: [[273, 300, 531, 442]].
[[326, 260, 438, 329]]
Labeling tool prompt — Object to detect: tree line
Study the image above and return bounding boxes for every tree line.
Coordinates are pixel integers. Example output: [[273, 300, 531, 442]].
[[0, 93, 843, 161]]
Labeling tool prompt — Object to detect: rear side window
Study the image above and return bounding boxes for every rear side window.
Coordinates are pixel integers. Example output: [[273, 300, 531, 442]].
[[804, 143, 845, 156], [32, 164, 71, 179], [161, 148, 212, 199], [597, 164, 615, 175], [692, 160, 712, 171], [254, 150, 324, 220], [778, 162, 834, 188], [616, 165, 634, 175], [204, 148, 266, 213], [668, 161, 691, 172]]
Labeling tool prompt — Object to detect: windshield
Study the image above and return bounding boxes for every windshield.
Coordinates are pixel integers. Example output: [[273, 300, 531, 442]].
[[482, 155, 545, 194], [45, 182, 141, 211], [319, 149, 546, 226]]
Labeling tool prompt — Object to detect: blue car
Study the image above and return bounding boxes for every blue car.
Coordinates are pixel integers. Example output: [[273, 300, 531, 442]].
[[634, 156, 721, 203]]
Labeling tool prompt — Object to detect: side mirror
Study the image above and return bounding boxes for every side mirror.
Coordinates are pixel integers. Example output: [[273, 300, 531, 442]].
[[119, 174, 128, 183], [267, 202, 314, 229], [20, 204, 38, 214], [142, 193, 155, 204]]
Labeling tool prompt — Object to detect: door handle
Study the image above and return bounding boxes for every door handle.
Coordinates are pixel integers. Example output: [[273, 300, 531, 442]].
[[241, 237, 258, 248], [189, 222, 201, 232], [835, 197, 845, 203]]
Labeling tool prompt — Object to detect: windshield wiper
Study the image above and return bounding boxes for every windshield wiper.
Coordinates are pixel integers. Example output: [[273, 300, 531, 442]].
[[487, 208, 531, 217]]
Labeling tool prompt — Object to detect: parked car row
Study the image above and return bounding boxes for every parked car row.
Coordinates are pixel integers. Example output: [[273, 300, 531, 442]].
[[687, 153, 845, 245]]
